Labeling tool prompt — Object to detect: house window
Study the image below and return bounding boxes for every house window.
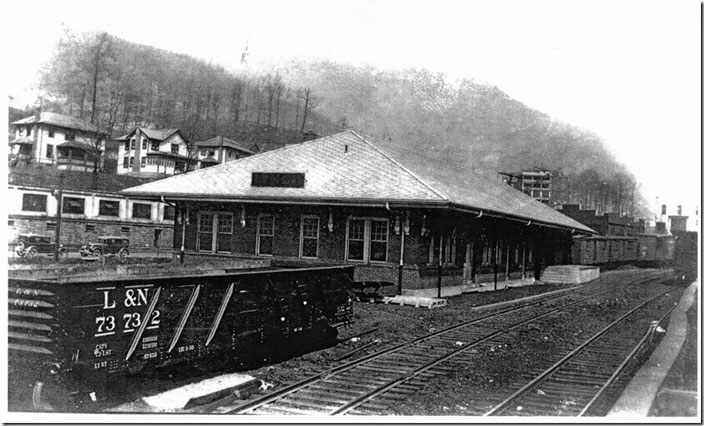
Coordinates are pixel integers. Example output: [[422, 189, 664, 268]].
[[123, 157, 129, 168], [171, 144, 179, 154], [300, 216, 320, 258], [27, 127, 31, 137], [22, 193, 47, 212], [208, 150, 215, 157], [151, 141, 159, 151], [163, 205, 175, 221], [121, 226, 130, 234], [99, 200, 120, 217], [141, 157, 146, 168], [85, 224, 95, 232], [129, 157, 134, 168], [125, 141, 131, 151], [346, 218, 388, 263], [142, 140, 147, 150], [131, 139, 136, 149], [65, 132, 75, 141], [62, 197, 85, 214], [256, 215, 275, 256], [48, 128, 55, 138], [46, 144, 54, 159], [9, 220, 15, 227], [132, 203, 152, 219]]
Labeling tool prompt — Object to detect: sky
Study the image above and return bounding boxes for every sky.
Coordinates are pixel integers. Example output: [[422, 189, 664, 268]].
[[1, 0, 701, 222]]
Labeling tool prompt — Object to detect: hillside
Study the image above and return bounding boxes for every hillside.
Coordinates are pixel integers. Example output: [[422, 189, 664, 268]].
[[32, 31, 646, 217]]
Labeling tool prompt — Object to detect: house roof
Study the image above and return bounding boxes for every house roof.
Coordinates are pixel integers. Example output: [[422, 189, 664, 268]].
[[122, 131, 594, 233], [195, 136, 254, 154], [114, 127, 182, 142], [12, 112, 106, 135], [9, 136, 34, 145]]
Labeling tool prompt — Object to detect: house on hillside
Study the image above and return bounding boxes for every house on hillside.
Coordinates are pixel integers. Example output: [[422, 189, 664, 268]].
[[194, 136, 254, 169], [115, 127, 196, 176], [8, 168, 175, 253], [9, 112, 108, 172], [123, 131, 594, 297]]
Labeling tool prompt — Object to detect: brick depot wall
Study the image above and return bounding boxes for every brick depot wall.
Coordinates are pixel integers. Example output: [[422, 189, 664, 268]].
[[9, 216, 173, 252]]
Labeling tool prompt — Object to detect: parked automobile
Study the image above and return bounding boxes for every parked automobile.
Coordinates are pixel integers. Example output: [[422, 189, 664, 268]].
[[15, 234, 65, 258], [80, 236, 130, 259]]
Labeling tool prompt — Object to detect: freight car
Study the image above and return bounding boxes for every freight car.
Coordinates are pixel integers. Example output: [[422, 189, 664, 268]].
[[8, 265, 354, 411], [572, 234, 678, 269], [672, 231, 698, 283], [571, 236, 639, 267]]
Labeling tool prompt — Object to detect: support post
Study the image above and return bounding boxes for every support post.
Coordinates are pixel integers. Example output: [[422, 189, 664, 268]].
[[437, 234, 444, 298], [493, 239, 498, 291], [521, 241, 527, 280], [505, 242, 510, 280], [54, 173, 64, 261], [180, 205, 187, 264], [397, 219, 405, 296]]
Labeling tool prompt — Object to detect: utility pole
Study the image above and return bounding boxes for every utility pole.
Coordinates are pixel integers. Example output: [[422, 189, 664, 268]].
[[54, 173, 64, 261]]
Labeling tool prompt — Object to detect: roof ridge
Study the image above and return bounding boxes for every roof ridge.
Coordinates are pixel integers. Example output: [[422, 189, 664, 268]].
[[350, 130, 449, 201]]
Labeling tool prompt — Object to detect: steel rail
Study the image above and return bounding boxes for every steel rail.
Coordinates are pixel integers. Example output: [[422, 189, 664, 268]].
[[228, 275, 642, 415], [483, 289, 673, 416], [577, 302, 678, 416], [227, 282, 601, 414]]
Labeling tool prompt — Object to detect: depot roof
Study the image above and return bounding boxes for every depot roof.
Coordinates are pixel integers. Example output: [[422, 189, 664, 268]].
[[123, 131, 594, 234]]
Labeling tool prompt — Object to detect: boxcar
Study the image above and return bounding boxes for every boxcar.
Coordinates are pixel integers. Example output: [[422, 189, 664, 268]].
[[672, 231, 698, 283], [9, 265, 354, 410]]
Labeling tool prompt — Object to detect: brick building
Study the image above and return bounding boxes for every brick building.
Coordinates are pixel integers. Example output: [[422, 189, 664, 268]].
[[558, 204, 645, 236], [8, 167, 175, 254], [124, 131, 593, 296]]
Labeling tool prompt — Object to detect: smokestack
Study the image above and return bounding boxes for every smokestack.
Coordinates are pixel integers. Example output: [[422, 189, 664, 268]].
[[133, 127, 142, 173]]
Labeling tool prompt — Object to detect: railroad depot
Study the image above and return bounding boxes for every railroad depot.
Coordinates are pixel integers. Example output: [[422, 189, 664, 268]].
[[123, 131, 595, 297]]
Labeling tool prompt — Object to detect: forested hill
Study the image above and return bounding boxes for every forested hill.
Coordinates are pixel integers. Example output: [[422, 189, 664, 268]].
[[32, 31, 646, 216]]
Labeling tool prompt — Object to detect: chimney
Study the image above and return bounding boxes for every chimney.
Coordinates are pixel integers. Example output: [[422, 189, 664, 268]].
[[132, 127, 142, 173]]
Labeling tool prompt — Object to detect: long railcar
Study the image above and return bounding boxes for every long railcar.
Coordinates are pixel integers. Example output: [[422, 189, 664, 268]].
[[9, 265, 354, 410]]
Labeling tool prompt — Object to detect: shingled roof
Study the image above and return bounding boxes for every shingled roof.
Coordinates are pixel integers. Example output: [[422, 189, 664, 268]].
[[195, 136, 254, 154], [122, 131, 594, 233], [114, 127, 182, 142], [12, 112, 106, 135]]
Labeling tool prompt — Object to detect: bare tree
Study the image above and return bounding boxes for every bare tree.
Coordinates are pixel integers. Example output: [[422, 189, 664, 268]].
[[299, 88, 317, 133]]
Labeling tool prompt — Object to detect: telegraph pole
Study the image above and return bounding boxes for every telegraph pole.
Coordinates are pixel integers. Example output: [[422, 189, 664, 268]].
[[54, 173, 64, 261]]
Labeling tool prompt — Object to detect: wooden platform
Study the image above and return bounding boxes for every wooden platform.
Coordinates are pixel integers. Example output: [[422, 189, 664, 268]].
[[540, 265, 600, 284]]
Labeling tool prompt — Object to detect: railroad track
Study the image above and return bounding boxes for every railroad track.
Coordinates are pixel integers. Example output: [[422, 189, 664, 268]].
[[217, 270, 672, 415], [483, 290, 677, 416]]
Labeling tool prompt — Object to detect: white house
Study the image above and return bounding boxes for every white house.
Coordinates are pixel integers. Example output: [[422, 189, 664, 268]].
[[115, 127, 195, 176], [194, 135, 254, 169], [10, 112, 107, 172]]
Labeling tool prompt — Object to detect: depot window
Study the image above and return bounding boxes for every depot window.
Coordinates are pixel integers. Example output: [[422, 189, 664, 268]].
[[346, 217, 388, 263], [99, 200, 120, 217], [256, 215, 275, 256], [22, 193, 47, 212], [62, 197, 85, 214], [132, 203, 152, 219], [197, 211, 234, 253]]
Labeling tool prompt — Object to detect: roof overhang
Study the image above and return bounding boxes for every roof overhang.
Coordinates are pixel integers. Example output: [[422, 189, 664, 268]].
[[119, 191, 595, 235]]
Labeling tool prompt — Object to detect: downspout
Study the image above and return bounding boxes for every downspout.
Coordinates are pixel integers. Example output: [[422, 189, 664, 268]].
[[398, 219, 405, 296]]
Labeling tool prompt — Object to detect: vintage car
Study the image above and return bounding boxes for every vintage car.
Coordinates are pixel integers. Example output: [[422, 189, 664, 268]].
[[14, 234, 66, 258], [79, 236, 130, 258]]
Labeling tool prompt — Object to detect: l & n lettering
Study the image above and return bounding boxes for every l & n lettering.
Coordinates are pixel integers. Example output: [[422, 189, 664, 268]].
[[101, 287, 150, 309]]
